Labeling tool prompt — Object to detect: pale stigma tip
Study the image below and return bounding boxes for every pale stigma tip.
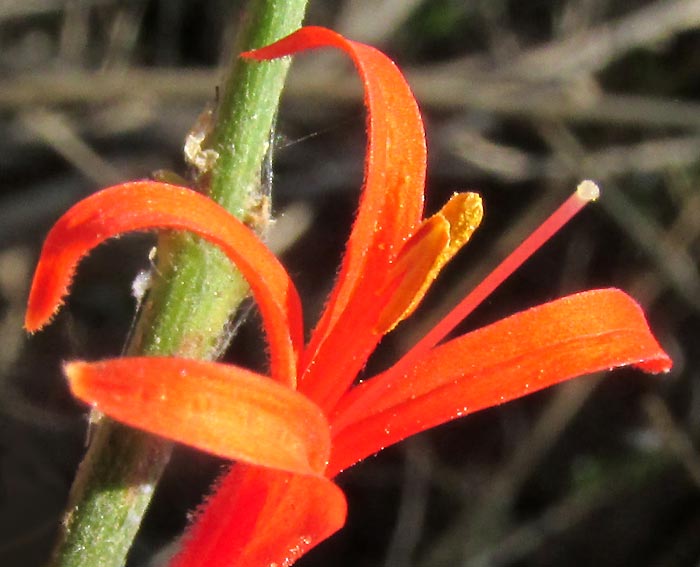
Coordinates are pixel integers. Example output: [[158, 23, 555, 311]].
[[576, 180, 600, 202]]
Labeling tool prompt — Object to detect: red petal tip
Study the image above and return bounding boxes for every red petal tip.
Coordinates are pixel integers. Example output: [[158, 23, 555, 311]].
[[25, 289, 63, 334], [25, 289, 62, 333]]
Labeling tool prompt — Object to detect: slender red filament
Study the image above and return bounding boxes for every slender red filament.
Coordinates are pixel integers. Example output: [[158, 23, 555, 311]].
[[331, 181, 599, 426], [406, 181, 600, 360]]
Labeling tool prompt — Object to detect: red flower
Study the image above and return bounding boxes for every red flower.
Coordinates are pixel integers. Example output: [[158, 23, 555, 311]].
[[26, 27, 671, 567]]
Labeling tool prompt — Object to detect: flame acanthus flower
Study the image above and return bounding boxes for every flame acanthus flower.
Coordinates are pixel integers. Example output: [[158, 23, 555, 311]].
[[26, 26, 672, 567]]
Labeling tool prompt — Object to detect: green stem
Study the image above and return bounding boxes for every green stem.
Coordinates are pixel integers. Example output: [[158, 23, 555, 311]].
[[46, 2, 308, 566]]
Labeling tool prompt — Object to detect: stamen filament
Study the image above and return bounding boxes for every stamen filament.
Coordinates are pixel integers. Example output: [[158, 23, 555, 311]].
[[408, 180, 600, 359], [331, 181, 599, 427]]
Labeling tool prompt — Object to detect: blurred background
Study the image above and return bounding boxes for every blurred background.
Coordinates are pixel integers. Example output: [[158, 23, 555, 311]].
[[1, 0, 699, 565]]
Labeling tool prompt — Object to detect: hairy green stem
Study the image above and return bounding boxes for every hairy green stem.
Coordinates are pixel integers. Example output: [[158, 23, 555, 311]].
[[46, 2, 308, 566]]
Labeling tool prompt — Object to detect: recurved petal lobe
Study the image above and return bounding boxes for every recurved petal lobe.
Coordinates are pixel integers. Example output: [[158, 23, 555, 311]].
[[328, 288, 671, 475], [25, 181, 303, 386], [244, 27, 428, 401], [66, 357, 330, 476]]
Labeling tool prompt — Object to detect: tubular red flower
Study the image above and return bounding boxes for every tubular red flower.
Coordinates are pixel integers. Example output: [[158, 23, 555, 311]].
[[27, 26, 673, 567]]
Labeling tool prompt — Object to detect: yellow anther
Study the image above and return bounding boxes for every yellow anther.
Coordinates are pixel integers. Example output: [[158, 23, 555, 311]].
[[375, 192, 483, 334], [433, 192, 483, 275]]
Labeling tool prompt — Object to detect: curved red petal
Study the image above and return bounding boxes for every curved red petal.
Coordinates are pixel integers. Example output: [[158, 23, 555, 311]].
[[328, 289, 671, 476], [244, 27, 427, 403], [170, 464, 346, 567], [25, 181, 302, 385], [66, 357, 330, 476], [290, 217, 450, 414]]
